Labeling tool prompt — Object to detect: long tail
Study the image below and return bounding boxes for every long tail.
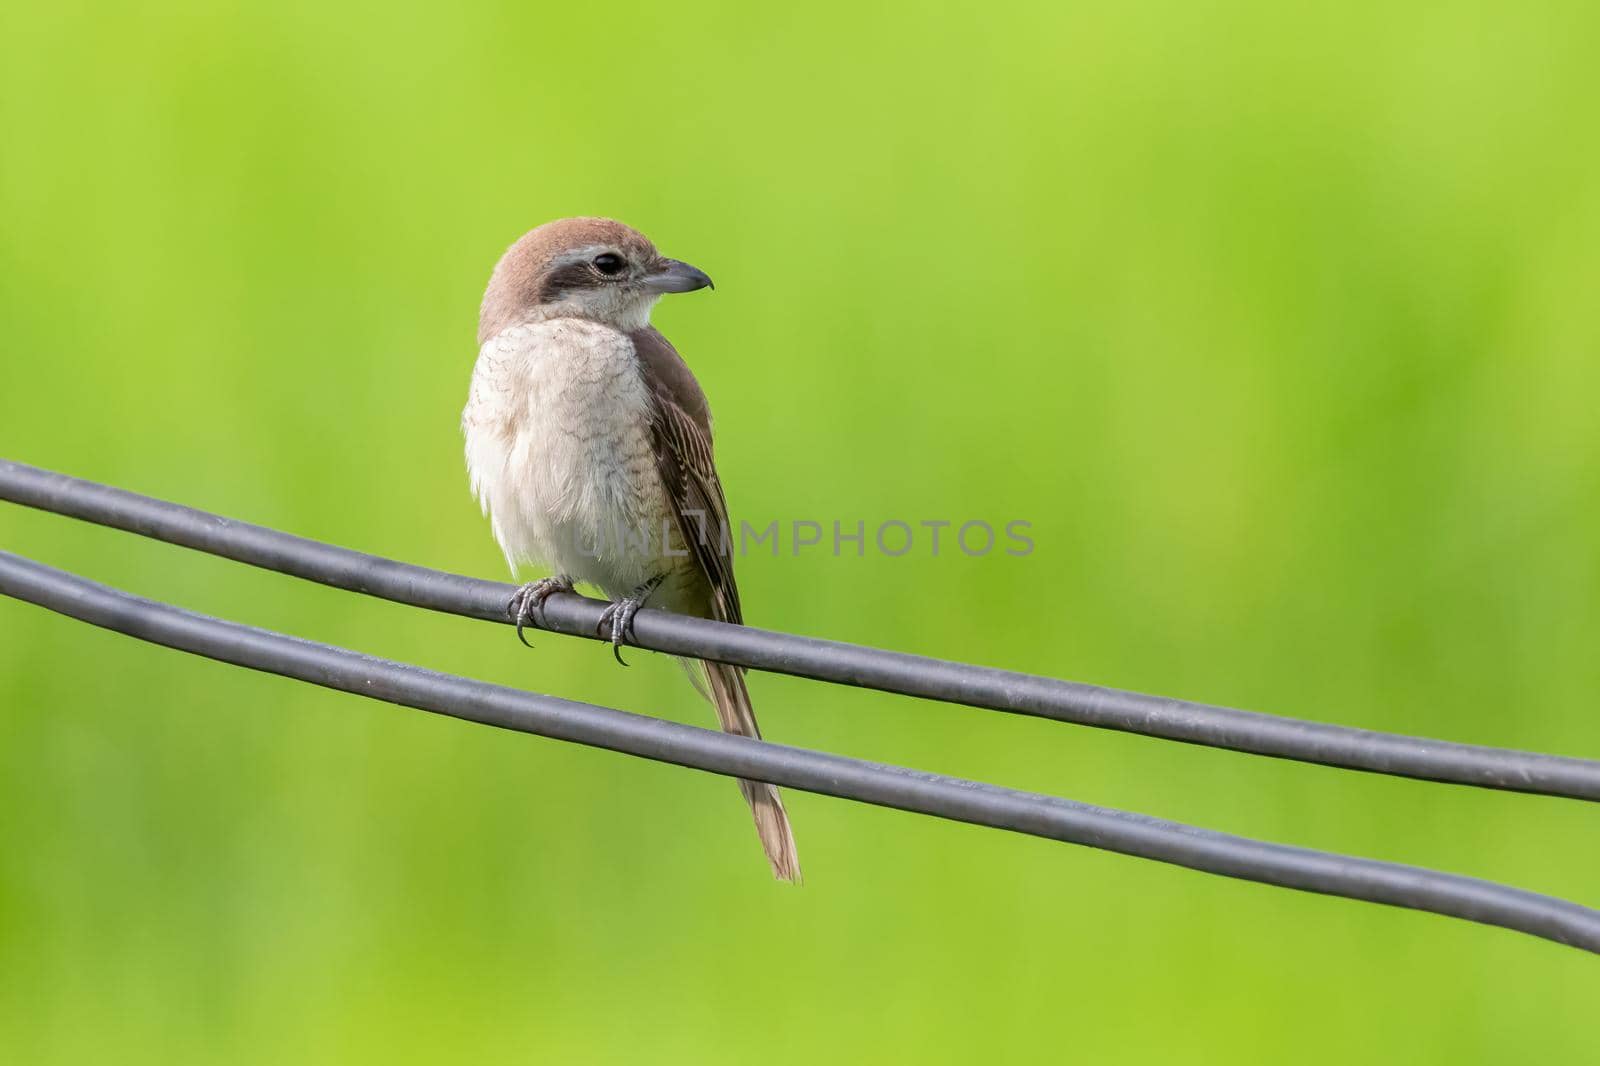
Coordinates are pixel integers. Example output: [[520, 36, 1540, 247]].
[[693, 658, 802, 883]]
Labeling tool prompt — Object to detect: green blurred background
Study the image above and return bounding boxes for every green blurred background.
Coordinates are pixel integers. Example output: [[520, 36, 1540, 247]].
[[2, 1, 1597, 1061]]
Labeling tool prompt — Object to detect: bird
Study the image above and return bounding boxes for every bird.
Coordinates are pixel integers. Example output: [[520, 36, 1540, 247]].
[[461, 217, 800, 882]]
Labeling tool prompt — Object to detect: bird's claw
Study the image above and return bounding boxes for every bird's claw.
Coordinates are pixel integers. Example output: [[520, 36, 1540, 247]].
[[595, 576, 665, 666], [508, 575, 575, 647]]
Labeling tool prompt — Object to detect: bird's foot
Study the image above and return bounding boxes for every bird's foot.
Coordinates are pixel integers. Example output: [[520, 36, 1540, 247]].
[[595, 575, 666, 666], [508, 575, 576, 647]]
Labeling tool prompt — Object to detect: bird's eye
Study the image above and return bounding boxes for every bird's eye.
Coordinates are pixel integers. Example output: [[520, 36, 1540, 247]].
[[593, 253, 625, 276]]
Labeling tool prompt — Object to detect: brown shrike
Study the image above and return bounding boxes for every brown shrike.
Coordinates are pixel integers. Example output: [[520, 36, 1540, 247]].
[[462, 218, 800, 882]]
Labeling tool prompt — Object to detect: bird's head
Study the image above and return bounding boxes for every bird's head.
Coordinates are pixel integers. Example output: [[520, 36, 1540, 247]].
[[478, 217, 713, 342]]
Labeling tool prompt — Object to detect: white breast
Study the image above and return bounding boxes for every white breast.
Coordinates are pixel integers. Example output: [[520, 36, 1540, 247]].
[[462, 318, 671, 592]]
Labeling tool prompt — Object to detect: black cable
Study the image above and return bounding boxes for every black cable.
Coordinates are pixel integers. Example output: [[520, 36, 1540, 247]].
[[4, 458, 1600, 802], [2, 550, 1596, 955]]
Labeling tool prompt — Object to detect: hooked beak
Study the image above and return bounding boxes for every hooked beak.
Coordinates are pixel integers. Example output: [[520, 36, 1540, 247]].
[[641, 258, 714, 294]]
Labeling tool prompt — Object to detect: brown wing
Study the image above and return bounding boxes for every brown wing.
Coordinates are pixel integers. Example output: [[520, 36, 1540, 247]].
[[630, 327, 743, 626], [631, 328, 800, 881]]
